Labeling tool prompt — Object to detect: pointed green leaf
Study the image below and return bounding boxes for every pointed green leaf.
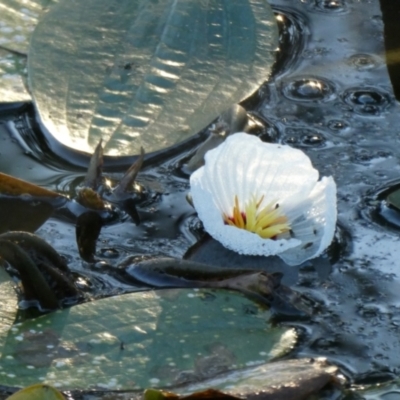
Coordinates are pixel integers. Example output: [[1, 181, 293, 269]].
[[28, 0, 278, 156], [0, 289, 296, 390]]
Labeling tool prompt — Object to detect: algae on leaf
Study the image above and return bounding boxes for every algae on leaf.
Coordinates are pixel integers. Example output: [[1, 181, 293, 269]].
[[28, 0, 279, 156], [0, 288, 296, 390]]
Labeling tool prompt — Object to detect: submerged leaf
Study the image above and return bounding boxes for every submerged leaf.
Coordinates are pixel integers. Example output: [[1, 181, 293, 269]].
[[0, 232, 80, 309], [28, 0, 278, 156], [0, 289, 296, 390]]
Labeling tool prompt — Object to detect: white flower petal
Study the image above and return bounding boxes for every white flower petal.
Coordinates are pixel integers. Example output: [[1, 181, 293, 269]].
[[190, 133, 337, 265], [279, 176, 337, 266], [200, 133, 319, 214]]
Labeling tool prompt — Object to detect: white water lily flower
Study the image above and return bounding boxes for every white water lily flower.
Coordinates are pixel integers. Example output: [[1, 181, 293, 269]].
[[189, 132, 337, 266]]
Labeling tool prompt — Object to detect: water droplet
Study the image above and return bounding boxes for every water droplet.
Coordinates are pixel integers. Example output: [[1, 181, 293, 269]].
[[327, 119, 349, 131], [348, 53, 379, 70], [282, 77, 336, 103], [283, 128, 326, 147], [315, 0, 348, 13], [99, 248, 120, 259], [342, 87, 392, 116], [301, 0, 348, 13]]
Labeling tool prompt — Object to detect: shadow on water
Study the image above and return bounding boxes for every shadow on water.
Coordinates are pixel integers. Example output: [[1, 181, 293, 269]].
[[2, 0, 400, 397]]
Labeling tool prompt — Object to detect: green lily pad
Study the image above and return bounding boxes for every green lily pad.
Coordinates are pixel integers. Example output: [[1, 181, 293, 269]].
[[0, 289, 296, 390], [0, 0, 58, 102], [0, 49, 30, 102], [0, 267, 18, 353], [0, 0, 57, 54], [28, 0, 279, 156]]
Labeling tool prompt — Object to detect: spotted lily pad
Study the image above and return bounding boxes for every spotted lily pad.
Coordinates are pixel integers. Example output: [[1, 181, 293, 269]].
[[0, 267, 18, 355], [28, 0, 278, 156], [0, 289, 296, 390]]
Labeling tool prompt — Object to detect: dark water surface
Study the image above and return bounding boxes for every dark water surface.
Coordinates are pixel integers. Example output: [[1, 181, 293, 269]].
[[1, 0, 400, 398]]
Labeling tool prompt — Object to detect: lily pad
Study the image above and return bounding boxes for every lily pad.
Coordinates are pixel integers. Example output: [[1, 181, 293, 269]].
[[28, 0, 279, 156], [0, 49, 30, 103], [0, 0, 58, 102], [0, 289, 296, 390], [0, 267, 18, 355], [0, 0, 57, 54]]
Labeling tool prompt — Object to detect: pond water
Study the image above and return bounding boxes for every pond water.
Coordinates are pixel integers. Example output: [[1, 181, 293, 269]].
[[1, 0, 400, 398]]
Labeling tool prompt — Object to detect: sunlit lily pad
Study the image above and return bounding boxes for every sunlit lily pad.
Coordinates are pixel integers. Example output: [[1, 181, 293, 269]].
[[0, 0, 58, 102], [0, 49, 30, 103], [28, 0, 278, 156], [0, 0, 57, 54], [0, 289, 296, 390]]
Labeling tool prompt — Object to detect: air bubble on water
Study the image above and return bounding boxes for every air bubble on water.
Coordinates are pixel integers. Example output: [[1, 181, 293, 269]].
[[342, 87, 392, 116], [314, 0, 348, 13], [327, 119, 350, 132], [99, 248, 120, 259], [300, 0, 349, 14], [283, 128, 327, 147], [281, 76, 336, 103], [348, 53, 380, 70]]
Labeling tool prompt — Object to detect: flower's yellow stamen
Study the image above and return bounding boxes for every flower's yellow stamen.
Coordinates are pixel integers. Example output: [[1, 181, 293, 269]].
[[223, 195, 291, 239]]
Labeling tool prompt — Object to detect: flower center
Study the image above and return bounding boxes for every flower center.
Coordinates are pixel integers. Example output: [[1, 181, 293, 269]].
[[223, 195, 291, 239]]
